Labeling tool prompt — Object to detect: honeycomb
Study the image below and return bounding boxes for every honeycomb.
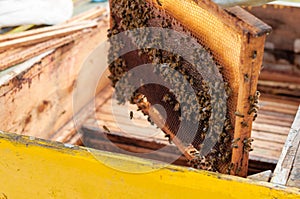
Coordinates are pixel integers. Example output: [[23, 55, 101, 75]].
[[108, 0, 271, 176]]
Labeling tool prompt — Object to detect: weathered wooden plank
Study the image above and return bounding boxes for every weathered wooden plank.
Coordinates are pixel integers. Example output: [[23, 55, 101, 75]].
[[51, 85, 113, 143], [0, 30, 87, 71], [287, 106, 300, 188], [271, 106, 300, 186], [229, 29, 267, 176], [0, 20, 98, 43], [81, 125, 181, 156], [258, 85, 300, 98], [252, 131, 288, 144], [0, 131, 299, 199], [252, 123, 292, 136], [247, 5, 300, 52], [287, 138, 300, 188], [260, 94, 300, 106], [0, 21, 98, 53], [248, 170, 272, 182], [259, 71, 300, 86], [250, 151, 278, 164], [254, 117, 292, 128], [0, 18, 109, 139]]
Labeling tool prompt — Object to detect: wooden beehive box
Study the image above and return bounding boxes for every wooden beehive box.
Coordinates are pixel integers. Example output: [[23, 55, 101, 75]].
[[0, 2, 299, 197]]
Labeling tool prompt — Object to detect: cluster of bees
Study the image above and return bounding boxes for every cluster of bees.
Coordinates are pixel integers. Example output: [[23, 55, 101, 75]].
[[248, 91, 260, 121], [108, 0, 237, 172]]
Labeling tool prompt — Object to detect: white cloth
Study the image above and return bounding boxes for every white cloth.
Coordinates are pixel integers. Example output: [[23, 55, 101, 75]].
[[0, 0, 73, 27]]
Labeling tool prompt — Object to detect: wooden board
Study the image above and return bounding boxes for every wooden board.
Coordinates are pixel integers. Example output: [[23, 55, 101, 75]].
[[248, 170, 272, 182], [246, 5, 300, 53], [0, 131, 299, 198], [251, 96, 299, 164], [0, 18, 109, 139], [271, 106, 300, 188]]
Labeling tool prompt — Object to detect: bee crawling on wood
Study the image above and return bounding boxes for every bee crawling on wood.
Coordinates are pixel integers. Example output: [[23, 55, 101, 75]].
[[226, 162, 234, 174], [248, 91, 260, 121], [234, 111, 244, 118], [130, 111, 134, 120], [243, 137, 254, 153], [248, 106, 258, 115], [244, 73, 249, 82], [165, 134, 172, 144], [103, 125, 111, 133], [231, 137, 240, 149], [241, 120, 248, 128]]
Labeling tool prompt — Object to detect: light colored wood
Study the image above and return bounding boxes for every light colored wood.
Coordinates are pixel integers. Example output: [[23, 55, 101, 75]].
[[271, 106, 300, 186], [252, 123, 292, 136], [252, 131, 287, 144], [250, 150, 279, 164], [287, 136, 300, 188], [250, 96, 298, 165], [248, 170, 272, 182], [231, 34, 267, 177], [51, 86, 113, 143], [0, 31, 85, 71], [0, 21, 98, 53], [0, 18, 109, 139], [0, 21, 92, 43]]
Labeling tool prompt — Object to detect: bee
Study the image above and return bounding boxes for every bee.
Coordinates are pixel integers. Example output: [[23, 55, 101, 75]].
[[255, 91, 261, 100], [226, 163, 234, 174], [248, 91, 260, 120], [244, 73, 249, 82], [165, 134, 172, 144], [232, 137, 240, 144], [243, 138, 254, 144], [251, 50, 257, 59], [103, 125, 111, 133], [225, 123, 233, 131], [235, 111, 245, 118], [248, 107, 258, 115], [241, 120, 249, 128], [130, 111, 134, 120], [223, 135, 231, 143], [253, 113, 258, 121], [243, 138, 254, 153], [162, 94, 171, 102], [147, 116, 155, 125], [235, 167, 242, 175], [138, 50, 143, 56], [174, 103, 180, 111], [135, 94, 145, 103]]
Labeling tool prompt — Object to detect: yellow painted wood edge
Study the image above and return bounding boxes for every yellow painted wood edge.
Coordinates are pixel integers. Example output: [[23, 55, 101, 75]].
[[4, 25, 35, 35], [0, 131, 299, 199]]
